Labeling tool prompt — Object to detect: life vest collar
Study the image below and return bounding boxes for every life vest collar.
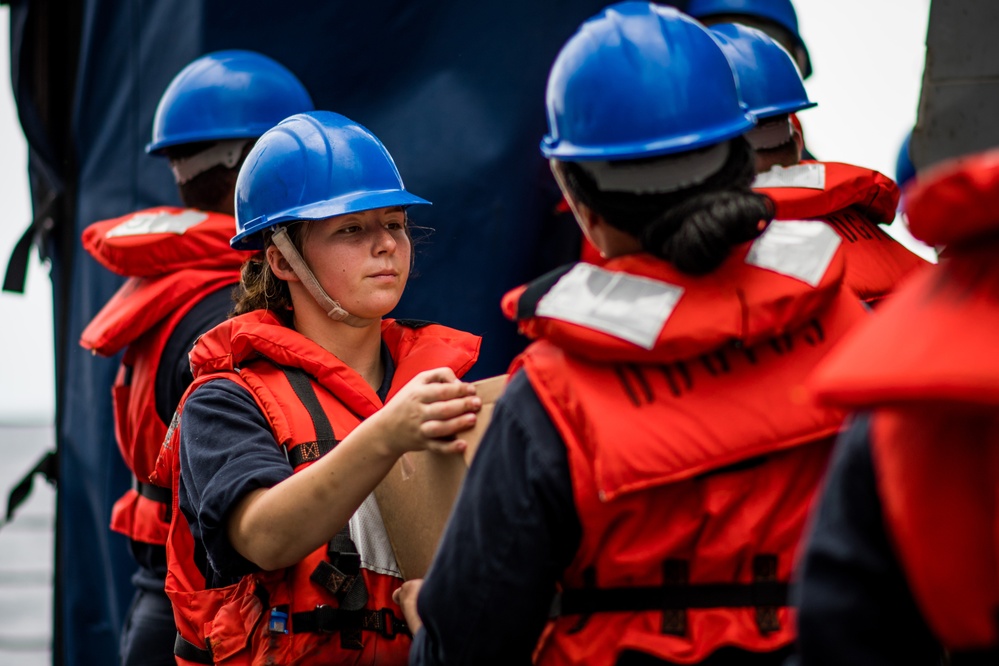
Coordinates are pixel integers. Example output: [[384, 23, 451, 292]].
[[191, 310, 481, 418], [810, 238, 999, 409], [82, 207, 247, 277], [504, 221, 846, 364], [80, 270, 239, 356], [905, 148, 999, 247], [753, 161, 900, 224]]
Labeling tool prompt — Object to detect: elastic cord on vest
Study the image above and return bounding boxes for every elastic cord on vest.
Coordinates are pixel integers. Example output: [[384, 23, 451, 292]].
[[271, 227, 377, 328]]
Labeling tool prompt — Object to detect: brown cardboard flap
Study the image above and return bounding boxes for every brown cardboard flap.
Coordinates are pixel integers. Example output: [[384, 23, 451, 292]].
[[374, 374, 508, 580]]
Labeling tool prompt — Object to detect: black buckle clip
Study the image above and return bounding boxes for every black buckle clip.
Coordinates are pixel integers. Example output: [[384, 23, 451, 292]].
[[380, 608, 406, 639], [313, 605, 338, 634]]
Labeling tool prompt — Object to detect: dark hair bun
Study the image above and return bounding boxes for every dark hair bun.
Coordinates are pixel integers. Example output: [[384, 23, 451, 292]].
[[641, 190, 773, 274]]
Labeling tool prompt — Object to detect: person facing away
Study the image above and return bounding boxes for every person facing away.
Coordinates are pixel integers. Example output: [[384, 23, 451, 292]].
[[396, 4, 868, 665], [687, 0, 812, 79], [77, 50, 314, 666], [792, 147, 999, 665], [709, 22, 929, 306], [150, 110, 482, 666]]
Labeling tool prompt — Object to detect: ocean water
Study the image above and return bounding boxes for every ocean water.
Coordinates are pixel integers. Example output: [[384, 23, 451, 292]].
[[0, 424, 55, 665]]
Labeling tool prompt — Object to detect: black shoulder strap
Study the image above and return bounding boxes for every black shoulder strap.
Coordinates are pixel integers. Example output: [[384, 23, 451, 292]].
[[279, 367, 339, 467]]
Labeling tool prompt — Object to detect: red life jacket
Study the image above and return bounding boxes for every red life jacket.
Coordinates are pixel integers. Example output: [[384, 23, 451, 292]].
[[809, 150, 999, 651], [502, 221, 866, 665], [154, 310, 479, 665], [79, 207, 244, 545], [754, 161, 928, 304]]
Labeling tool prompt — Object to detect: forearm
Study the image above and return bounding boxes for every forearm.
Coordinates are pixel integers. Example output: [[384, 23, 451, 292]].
[[227, 417, 400, 570]]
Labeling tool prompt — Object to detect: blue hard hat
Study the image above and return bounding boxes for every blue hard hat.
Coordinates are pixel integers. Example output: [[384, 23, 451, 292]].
[[687, 0, 812, 78], [710, 23, 815, 119], [895, 130, 916, 188], [147, 50, 315, 154], [541, 2, 755, 161], [232, 111, 430, 251]]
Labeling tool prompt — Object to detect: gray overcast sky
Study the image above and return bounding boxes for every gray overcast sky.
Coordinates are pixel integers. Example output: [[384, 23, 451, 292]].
[[0, 0, 933, 423]]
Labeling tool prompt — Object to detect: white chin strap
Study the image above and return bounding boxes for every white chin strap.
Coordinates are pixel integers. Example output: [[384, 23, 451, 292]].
[[271, 227, 378, 328]]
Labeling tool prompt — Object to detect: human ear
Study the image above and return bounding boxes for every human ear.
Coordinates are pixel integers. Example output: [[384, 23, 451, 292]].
[[265, 244, 298, 282]]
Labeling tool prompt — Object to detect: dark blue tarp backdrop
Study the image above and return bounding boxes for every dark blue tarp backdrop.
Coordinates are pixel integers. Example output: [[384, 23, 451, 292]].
[[8, 0, 687, 662]]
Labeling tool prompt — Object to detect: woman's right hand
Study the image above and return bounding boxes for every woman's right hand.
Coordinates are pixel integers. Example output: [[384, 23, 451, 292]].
[[369, 367, 481, 457]]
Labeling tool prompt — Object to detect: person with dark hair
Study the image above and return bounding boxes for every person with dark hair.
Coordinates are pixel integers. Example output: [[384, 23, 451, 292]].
[[793, 148, 999, 665], [78, 50, 314, 666], [396, 4, 867, 665], [153, 110, 482, 666], [710, 23, 929, 306]]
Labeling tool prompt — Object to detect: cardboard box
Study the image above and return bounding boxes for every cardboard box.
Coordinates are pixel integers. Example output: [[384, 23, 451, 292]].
[[374, 374, 507, 580]]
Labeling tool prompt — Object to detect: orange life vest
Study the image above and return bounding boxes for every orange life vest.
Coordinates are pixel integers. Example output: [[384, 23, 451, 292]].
[[753, 161, 927, 304], [154, 310, 480, 665], [502, 222, 866, 665], [808, 149, 999, 651], [79, 207, 244, 545]]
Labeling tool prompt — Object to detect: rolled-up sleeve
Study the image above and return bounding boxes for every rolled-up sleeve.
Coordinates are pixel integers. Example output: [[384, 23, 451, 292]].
[[178, 379, 293, 583]]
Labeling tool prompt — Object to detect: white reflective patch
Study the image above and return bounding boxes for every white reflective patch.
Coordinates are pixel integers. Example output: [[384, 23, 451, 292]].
[[536, 264, 684, 350], [350, 493, 402, 579], [106, 210, 208, 238], [746, 221, 841, 287], [752, 163, 826, 190]]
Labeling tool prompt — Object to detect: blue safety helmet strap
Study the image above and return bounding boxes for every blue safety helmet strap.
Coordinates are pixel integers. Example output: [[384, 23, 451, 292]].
[[541, 2, 755, 161], [232, 111, 430, 251], [147, 50, 315, 154], [687, 0, 812, 78], [710, 23, 815, 119]]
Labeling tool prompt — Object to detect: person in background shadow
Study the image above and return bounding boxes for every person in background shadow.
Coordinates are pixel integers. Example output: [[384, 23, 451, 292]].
[[79, 50, 314, 666]]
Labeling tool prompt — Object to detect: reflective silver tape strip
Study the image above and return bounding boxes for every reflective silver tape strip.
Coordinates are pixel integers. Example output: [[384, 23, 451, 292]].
[[536, 263, 684, 350], [106, 209, 209, 237], [745, 220, 841, 287], [752, 162, 826, 190]]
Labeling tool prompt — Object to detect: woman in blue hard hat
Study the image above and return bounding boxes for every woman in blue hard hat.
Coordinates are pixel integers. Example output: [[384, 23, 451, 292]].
[[152, 110, 482, 665], [710, 23, 929, 307], [398, 3, 867, 665], [79, 49, 315, 666]]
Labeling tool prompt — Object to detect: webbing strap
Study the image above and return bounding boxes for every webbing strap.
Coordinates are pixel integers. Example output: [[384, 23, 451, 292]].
[[555, 581, 789, 615], [291, 605, 410, 639], [173, 632, 213, 664], [2, 450, 57, 528], [136, 480, 171, 504], [279, 367, 339, 468]]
